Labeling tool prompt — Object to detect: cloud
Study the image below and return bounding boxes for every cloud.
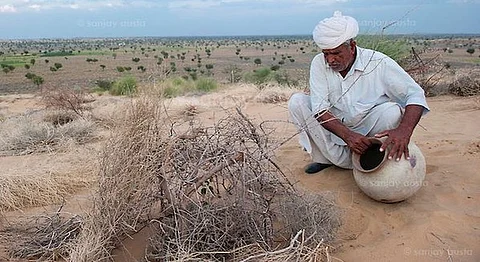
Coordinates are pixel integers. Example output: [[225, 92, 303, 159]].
[[0, 4, 16, 12], [0, 0, 129, 12], [0, 0, 350, 13]]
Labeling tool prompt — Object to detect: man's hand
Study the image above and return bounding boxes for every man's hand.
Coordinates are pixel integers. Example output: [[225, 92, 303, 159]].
[[375, 126, 412, 161], [375, 104, 425, 161], [345, 132, 372, 155]]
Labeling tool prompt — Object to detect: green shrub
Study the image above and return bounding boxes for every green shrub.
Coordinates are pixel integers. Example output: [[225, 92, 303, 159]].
[[110, 76, 137, 96], [161, 77, 195, 98], [244, 67, 274, 85], [95, 80, 114, 91], [195, 78, 217, 92], [356, 35, 410, 65]]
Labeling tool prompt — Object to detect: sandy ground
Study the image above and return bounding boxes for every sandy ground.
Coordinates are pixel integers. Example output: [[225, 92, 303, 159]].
[[0, 87, 479, 261]]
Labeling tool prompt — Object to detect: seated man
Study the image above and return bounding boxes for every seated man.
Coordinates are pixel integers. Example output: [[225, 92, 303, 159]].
[[288, 11, 429, 174]]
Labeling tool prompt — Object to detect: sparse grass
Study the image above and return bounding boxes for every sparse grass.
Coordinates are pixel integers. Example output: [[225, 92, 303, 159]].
[[0, 57, 31, 67], [356, 35, 411, 65], [0, 115, 97, 156], [254, 84, 299, 103], [0, 171, 93, 212], [158, 77, 219, 98], [110, 75, 137, 96], [195, 77, 218, 92]]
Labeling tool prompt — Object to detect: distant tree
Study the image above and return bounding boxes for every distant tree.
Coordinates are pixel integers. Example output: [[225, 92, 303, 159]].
[[54, 63, 63, 70], [45, 59, 49, 64], [30, 58, 36, 65], [254, 58, 262, 66], [161, 51, 169, 59], [2, 67, 10, 74], [270, 65, 280, 71], [50, 66, 57, 72], [25, 72, 36, 79], [86, 58, 98, 63], [467, 48, 475, 55], [116, 66, 125, 72], [205, 64, 214, 70], [137, 65, 146, 72], [100, 64, 106, 70], [124, 67, 132, 71], [157, 58, 164, 65], [223, 65, 242, 83], [32, 75, 44, 87], [112, 53, 117, 59], [132, 57, 140, 63], [24, 64, 30, 70]]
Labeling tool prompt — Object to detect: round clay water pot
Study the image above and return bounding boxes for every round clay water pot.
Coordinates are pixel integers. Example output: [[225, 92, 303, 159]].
[[352, 138, 426, 203]]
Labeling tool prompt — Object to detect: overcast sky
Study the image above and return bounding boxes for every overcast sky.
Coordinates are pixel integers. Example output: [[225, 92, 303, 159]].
[[0, 0, 479, 39]]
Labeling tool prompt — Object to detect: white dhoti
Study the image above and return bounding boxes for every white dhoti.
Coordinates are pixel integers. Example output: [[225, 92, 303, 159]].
[[288, 93, 402, 169]]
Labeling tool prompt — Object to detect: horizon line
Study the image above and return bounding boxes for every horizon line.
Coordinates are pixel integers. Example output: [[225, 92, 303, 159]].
[[2, 32, 480, 42]]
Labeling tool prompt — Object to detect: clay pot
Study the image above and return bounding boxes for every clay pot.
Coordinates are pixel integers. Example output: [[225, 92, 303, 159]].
[[352, 138, 426, 203]]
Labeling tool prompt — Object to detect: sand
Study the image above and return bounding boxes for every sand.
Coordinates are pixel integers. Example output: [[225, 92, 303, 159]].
[[0, 88, 479, 261]]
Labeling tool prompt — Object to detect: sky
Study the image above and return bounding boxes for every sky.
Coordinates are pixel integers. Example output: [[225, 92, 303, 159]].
[[0, 0, 479, 39]]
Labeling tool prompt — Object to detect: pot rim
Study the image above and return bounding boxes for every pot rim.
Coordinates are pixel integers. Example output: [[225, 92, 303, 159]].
[[352, 137, 387, 173]]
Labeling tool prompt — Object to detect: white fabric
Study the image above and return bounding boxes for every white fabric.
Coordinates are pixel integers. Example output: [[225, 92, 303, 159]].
[[289, 93, 403, 169], [313, 11, 359, 49], [287, 46, 430, 168], [310, 47, 430, 145]]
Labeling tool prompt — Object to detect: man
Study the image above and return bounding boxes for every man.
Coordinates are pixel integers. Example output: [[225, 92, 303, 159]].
[[288, 11, 429, 174]]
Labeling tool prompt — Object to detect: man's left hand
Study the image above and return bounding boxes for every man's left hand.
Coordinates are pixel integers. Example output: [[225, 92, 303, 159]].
[[374, 126, 412, 161]]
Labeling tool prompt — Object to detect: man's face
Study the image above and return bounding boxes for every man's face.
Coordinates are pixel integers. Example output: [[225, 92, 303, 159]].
[[322, 40, 356, 72]]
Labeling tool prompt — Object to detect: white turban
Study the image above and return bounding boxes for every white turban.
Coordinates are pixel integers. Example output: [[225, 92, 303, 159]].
[[313, 11, 359, 49]]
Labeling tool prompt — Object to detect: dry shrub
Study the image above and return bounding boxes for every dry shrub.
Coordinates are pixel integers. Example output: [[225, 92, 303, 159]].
[[0, 115, 96, 156], [68, 95, 339, 261], [405, 51, 451, 97], [448, 71, 480, 96], [254, 85, 297, 104], [43, 110, 77, 126], [68, 96, 171, 261], [41, 86, 94, 117], [0, 170, 93, 212], [2, 211, 82, 261]]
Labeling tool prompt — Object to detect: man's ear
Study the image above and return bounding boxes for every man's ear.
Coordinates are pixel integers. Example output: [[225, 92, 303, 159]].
[[349, 40, 356, 53]]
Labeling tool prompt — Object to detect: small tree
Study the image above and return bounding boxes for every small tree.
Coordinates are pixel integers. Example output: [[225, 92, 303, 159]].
[[100, 65, 106, 70], [24, 64, 31, 70], [30, 58, 36, 65], [137, 65, 146, 72], [32, 75, 44, 87], [254, 58, 262, 66], [132, 57, 140, 63], [467, 48, 475, 55], [25, 72, 36, 79], [54, 63, 63, 70]]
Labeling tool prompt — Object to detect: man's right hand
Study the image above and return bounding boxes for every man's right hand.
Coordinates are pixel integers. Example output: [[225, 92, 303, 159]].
[[344, 132, 372, 155], [316, 110, 372, 155]]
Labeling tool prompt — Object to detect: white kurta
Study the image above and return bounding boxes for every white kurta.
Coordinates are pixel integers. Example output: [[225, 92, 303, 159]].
[[289, 47, 429, 168]]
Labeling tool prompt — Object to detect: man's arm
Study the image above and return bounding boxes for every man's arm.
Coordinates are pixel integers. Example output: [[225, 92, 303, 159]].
[[375, 104, 424, 161], [315, 110, 372, 155]]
